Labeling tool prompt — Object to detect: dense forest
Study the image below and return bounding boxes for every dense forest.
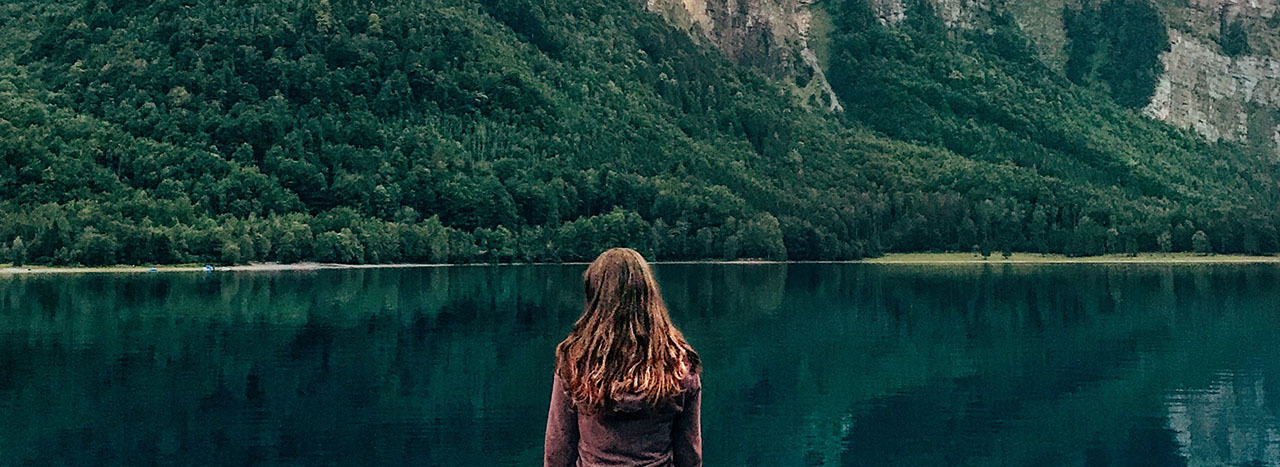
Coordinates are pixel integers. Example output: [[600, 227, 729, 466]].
[[0, 0, 1277, 265]]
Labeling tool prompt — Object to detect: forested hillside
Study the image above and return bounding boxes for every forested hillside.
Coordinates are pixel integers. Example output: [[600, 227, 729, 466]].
[[1, 0, 1277, 265]]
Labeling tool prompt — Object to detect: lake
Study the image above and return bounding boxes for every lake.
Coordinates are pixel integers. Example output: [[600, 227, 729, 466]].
[[2, 264, 1279, 466]]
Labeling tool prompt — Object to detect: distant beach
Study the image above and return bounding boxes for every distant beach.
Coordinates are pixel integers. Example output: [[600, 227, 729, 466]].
[[3, 253, 1279, 275], [859, 252, 1280, 264], [0, 262, 451, 275]]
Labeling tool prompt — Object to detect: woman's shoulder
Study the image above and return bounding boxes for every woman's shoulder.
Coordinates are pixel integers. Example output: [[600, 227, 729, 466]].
[[679, 361, 702, 392], [680, 372, 700, 392]]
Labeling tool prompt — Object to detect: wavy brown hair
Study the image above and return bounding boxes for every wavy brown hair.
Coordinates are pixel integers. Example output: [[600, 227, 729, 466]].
[[555, 248, 700, 412]]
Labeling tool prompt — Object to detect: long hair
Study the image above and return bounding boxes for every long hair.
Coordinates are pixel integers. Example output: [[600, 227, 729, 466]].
[[555, 248, 700, 412]]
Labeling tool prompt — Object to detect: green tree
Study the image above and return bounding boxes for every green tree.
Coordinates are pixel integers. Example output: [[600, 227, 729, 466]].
[[1192, 230, 1211, 255], [316, 229, 364, 263], [221, 239, 244, 265], [1123, 233, 1140, 257], [552, 208, 651, 261], [10, 237, 26, 267], [1156, 231, 1172, 253], [1069, 216, 1106, 257], [315, 0, 335, 33], [402, 216, 452, 263], [1105, 227, 1120, 254], [729, 213, 787, 261], [72, 228, 119, 266], [1173, 221, 1197, 252], [270, 216, 314, 263], [475, 226, 516, 263], [1028, 206, 1049, 254], [1220, 17, 1251, 57], [1064, 0, 1169, 108]]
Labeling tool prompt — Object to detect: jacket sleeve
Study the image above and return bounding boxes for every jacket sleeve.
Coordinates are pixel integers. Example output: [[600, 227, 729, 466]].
[[673, 373, 703, 467], [544, 374, 579, 467]]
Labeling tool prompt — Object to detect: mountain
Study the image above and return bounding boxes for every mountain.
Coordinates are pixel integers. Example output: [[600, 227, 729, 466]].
[[662, 0, 1280, 156], [0, 0, 1277, 266]]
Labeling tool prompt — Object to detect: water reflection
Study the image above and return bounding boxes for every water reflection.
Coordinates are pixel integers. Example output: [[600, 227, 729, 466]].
[[0, 264, 1278, 465], [1167, 368, 1280, 465]]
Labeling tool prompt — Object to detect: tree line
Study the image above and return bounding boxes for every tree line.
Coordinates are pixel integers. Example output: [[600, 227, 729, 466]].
[[0, 0, 1277, 266]]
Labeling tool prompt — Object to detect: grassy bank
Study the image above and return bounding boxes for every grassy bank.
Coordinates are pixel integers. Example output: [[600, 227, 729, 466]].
[[0, 262, 453, 275], [3, 253, 1280, 275], [862, 252, 1280, 264]]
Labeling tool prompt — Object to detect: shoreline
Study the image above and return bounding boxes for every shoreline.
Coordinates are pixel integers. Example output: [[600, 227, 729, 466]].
[[0, 262, 456, 275], [2, 253, 1279, 275], [858, 252, 1280, 264]]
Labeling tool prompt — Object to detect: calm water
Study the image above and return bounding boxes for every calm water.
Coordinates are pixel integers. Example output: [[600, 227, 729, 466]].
[[2, 264, 1279, 466]]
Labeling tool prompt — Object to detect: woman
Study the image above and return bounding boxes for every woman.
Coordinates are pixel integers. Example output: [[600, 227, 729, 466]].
[[545, 248, 702, 467]]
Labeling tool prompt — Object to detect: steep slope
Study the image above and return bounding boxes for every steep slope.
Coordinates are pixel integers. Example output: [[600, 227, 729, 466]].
[[642, 0, 1280, 251], [929, 0, 1280, 155], [690, 0, 1280, 155], [643, 0, 845, 110], [0, 0, 1277, 266], [1145, 6, 1280, 156]]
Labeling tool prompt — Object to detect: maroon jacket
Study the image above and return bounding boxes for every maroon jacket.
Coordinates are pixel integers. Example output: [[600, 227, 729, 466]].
[[544, 371, 702, 467]]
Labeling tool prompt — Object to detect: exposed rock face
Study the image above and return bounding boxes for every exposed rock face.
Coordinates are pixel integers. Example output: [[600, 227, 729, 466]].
[[1162, 0, 1280, 61], [644, 0, 843, 111], [1185, 0, 1278, 23], [1145, 0, 1280, 154], [867, 0, 907, 24], [645, 0, 800, 73], [646, 0, 1280, 154], [868, 0, 990, 28], [1146, 29, 1280, 151], [924, 0, 991, 28]]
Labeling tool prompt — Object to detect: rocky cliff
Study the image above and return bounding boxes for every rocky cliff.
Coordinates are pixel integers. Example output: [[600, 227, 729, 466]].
[[646, 0, 1280, 155], [1147, 29, 1280, 152], [872, 0, 991, 28], [643, 0, 844, 110], [1147, 0, 1280, 155]]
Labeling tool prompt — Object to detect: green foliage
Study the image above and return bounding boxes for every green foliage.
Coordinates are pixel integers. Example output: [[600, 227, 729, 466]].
[[1157, 231, 1172, 254], [824, 0, 1278, 259], [727, 213, 787, 260], [71, 227, 119, 266], [1220, 17, 1251, 57], [0, 0, 1276, 266], [1105, 227, 1120, 254], [1064, 0, 1169, 108], [9, 236, 26, 266], [1069, 216, 1107, 257], [553, 207, 651, 261], [1192, 230, 1211, 255]]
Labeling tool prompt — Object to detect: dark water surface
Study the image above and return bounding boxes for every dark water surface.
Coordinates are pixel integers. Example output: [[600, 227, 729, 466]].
[[2, 264, 1280, 466]]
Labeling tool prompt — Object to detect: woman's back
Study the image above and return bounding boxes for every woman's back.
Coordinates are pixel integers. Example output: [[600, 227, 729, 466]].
[[543, 248, 702, 467], [545, 370, 701, 467]]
